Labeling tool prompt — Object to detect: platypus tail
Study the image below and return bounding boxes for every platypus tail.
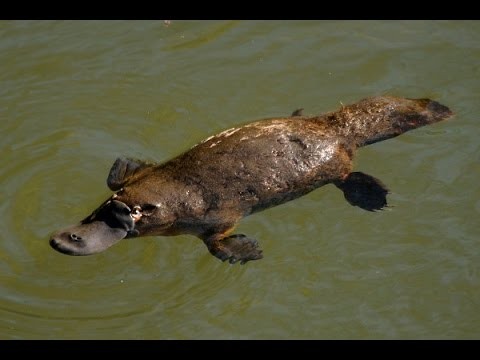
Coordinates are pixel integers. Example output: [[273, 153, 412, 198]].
[[323, 96, 453, 147]]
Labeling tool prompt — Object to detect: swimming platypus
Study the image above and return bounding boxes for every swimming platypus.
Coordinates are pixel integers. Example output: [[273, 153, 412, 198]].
[[50, 96, 452, 264]]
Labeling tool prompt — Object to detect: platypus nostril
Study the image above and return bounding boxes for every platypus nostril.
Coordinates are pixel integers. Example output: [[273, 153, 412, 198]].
[[69, 233, 83, 242]]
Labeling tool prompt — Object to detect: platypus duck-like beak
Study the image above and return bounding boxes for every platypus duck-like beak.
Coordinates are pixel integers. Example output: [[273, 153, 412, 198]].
[[50, 199, 136, 256]]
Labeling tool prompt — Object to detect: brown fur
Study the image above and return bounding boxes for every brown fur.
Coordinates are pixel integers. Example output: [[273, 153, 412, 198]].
[[50, 96, 452, 263]]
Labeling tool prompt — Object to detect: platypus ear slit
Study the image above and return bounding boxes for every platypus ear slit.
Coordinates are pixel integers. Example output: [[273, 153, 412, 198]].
[[107, 157, 152, 191]]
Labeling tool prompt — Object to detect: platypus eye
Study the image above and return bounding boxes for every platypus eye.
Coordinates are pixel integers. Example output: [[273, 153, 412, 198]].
[[130, 205, 143, 222]]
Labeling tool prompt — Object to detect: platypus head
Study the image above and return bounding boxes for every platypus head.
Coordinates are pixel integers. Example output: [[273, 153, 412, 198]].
[[50, 158, 172, 256]]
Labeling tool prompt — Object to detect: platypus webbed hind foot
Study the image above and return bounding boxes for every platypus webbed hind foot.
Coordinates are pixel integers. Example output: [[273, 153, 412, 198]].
[[335, 172, 390, 211], [204, 234, 263, 265]]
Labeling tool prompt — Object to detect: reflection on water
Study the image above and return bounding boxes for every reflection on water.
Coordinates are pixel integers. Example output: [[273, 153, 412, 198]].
[[0, 20, 479, 339]]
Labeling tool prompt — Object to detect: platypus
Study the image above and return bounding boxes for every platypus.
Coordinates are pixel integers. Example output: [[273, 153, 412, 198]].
[[50, 96, 453, 264]]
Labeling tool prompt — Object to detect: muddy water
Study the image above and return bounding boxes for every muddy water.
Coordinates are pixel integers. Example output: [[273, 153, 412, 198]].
[[0, 20, 479, 339]]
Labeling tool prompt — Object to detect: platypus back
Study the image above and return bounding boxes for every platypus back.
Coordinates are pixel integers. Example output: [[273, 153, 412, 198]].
[[316, 96, 453, 147]]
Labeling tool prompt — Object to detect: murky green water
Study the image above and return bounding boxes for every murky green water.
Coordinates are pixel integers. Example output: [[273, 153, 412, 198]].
[[1, 20, 479, 339]]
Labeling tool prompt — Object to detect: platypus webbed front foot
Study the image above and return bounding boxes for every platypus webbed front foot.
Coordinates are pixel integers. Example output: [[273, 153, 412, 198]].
[[335, 171, 390, 211], [204, 234, 263, 265]]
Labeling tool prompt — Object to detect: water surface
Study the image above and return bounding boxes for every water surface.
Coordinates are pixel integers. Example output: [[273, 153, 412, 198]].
[[0, 20, 479, 339]]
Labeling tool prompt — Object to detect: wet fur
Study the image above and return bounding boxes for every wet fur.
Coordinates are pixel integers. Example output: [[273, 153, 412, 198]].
[[50, 96, 453, 263]]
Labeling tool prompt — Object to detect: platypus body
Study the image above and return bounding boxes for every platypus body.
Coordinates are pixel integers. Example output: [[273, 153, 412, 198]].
[[50, 96, 452, 264]]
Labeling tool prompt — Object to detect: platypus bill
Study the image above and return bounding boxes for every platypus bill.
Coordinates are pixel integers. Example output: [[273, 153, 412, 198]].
[[50, 96, 453, 264]]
